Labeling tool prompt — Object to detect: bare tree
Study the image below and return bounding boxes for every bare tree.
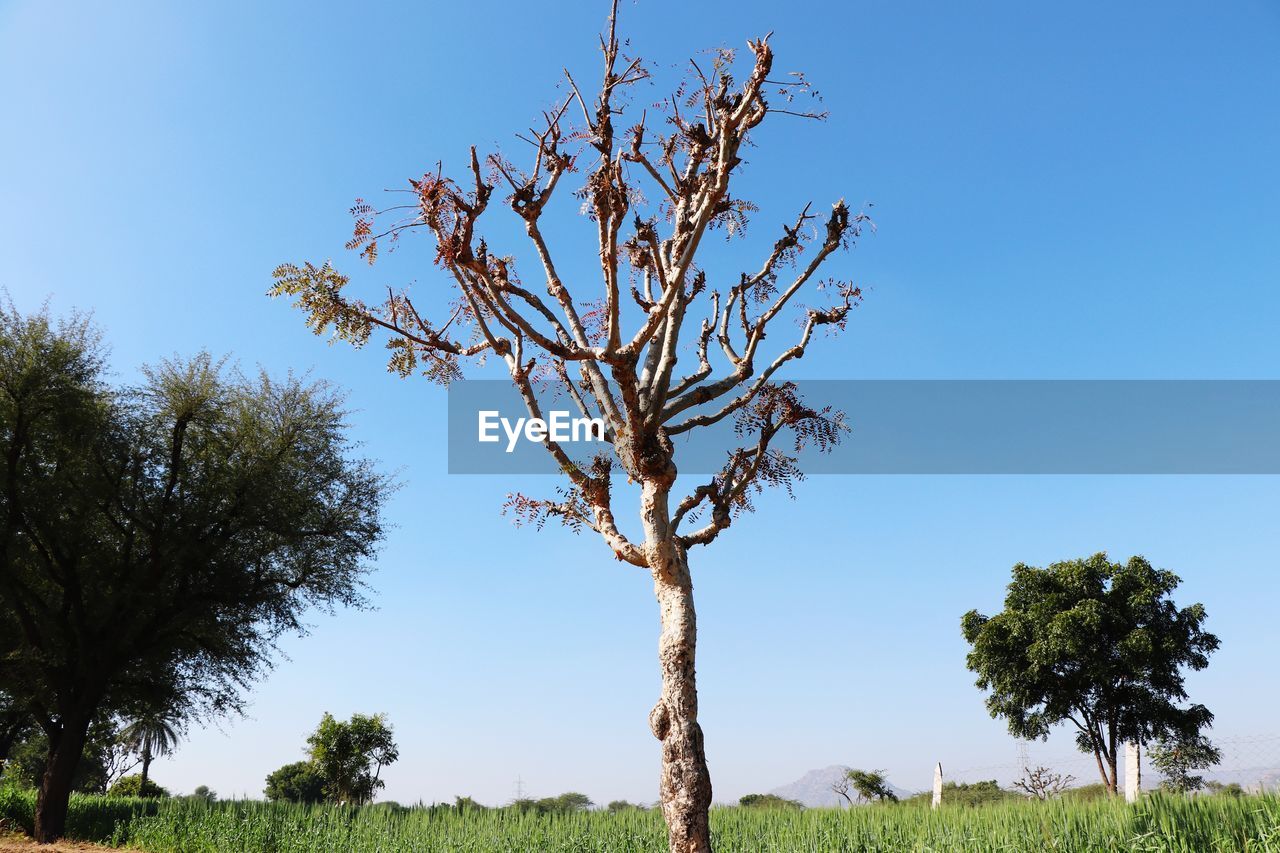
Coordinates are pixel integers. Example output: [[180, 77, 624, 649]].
[[830, 771, 854, 807], [102, 729, 141, 789], [1013, 765, 1076, 801], [270, 5, 867, 850]]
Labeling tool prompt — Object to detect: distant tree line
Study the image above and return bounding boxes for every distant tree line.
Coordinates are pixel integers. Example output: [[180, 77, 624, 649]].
[[738, 794, 803, 810]]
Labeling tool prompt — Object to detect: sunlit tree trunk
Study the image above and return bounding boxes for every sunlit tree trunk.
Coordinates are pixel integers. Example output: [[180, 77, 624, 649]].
[[643, 480, 712, 852]]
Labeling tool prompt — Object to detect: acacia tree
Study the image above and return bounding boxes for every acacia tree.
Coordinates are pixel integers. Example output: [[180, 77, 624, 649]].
[[271, 7, 866, 849], [0, 307, 388, 841], [845, 769, 897, 803], [961, 554, 1219, 796]]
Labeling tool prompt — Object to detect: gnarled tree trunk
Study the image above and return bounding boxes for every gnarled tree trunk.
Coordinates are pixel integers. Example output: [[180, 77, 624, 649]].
[[643, 481, 713, 852], [34, 713, 90, 843]]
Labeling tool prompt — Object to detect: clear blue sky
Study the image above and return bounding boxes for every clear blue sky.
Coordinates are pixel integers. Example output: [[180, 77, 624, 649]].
[[2, 0, 1279, 804]]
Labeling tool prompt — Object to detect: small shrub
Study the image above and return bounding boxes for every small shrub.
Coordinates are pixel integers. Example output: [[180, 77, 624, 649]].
[[108, 774, 170, 799]]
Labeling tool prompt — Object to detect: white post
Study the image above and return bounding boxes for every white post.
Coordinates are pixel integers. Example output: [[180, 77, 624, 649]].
[[1124, 742, 1141, 803], [932, 762, 943, 809]]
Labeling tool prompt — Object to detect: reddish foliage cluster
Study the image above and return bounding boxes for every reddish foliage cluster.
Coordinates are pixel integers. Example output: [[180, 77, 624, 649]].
[[270, 4, 869, 563]]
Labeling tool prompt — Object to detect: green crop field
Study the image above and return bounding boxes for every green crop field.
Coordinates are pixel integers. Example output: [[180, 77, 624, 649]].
[[3, 788, 1280, 852]]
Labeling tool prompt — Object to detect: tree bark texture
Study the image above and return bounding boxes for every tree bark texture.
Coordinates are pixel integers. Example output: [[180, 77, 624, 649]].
[[643, 481, 713, 852]]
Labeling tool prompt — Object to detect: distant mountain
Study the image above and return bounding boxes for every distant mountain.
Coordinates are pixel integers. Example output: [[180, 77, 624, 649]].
[[768, 765, 915, 808]]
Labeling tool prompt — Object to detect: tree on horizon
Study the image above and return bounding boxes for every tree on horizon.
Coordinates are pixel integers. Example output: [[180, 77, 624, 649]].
[[962, 553, 1219, 795]]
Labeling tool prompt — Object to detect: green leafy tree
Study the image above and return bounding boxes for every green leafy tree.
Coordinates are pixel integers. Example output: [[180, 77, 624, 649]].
[[545, 792, 592, 813], [190, 785, 217, 804], [0, 305, 389, 841], [961, 553, 1219, 795], [846, 769, 898, 803], [607, 799, 642, 812], [107, 774, 169, 799], [264, 761, 327, 804], [1150, 734, 1221, 794], [737, 793, 803, 809], [306, 712, 399, 805], [120, 711, 182, 795], [949, 780, 1017, 807], [509, 792, 596, 815]]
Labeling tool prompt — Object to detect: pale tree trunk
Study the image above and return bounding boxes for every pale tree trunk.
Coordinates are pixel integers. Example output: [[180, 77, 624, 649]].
[[642, 480, 713, 852]]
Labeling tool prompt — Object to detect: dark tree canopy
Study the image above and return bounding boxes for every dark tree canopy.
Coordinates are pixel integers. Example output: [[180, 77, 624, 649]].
[[0, 304, 389, 840], [961, 553, 1219, 794]]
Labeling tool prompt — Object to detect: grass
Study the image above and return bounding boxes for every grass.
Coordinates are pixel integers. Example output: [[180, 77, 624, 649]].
[[2, 788, 1279, 852]]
